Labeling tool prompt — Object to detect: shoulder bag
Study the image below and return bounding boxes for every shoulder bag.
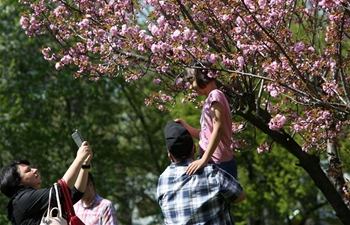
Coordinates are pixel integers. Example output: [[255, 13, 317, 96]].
[[40, 183, 68, 225], [58, 179, 85, 225]]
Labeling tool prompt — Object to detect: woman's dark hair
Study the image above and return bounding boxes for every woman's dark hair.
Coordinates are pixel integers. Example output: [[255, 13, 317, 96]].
[[0, 159, 30, 198], [185, 61, 216, 89]]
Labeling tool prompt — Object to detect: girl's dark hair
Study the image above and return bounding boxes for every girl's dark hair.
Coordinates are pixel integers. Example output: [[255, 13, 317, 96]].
[[0, 159, 30, 198], [185, 61, 215, 89]]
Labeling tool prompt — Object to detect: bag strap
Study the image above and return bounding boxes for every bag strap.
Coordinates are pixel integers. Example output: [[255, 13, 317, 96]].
[[58, 179, 76, 218], [53, 183, 63, 217], [43, 186, 53, 219]]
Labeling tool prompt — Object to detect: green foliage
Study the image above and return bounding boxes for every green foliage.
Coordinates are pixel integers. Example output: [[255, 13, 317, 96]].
[[0, 2, 171, 224]]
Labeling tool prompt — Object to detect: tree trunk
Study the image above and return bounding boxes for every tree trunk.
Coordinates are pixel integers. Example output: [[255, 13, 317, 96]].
[[327, 139, 346, 197]]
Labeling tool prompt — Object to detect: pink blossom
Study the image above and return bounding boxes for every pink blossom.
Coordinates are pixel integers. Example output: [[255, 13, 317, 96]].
[[53, 5, 64, 17], [231, 139, 240, 149], [266, 84, 285, 98], [322, 81, 338, 96], [20, 16, 29, 29], [119, 24, 127, 36], [266, 102, 273, 113], [207, 53, 218, 63], [150, 24, 160, 36], [144, 35, 153, 45], [151, 44, 159, 53], [144, 98, 151, 107], [183, 28, 192, 40], [291, 42, 305, 53], [257, 142, 270, 154], [236, 17, 244, 26], [237, 56, 244, 68], [55, 62, 62, 70], [308, 46, 315, 53], [263, 61, 278, 73], [49, 24, 57, 30], [327, 58, 337, 71], [207, 71, 219, 79], [157, 16, 165, 26], [153, 78, 161, 85], [235, 27, 242, 34], [41, 47, 51, 56], [86, 39, 94, 51], [292, 124, 303, 132], [222, 15, 230, 21], [222, 55, 235, 67], [232, 123, 244, 133], [176, 78, 183, 86], [258, 0, 266, 8], [171, 29, 181, 41], [110, 26, 118, 36], [78, 18, 89, 30], [269, 114, 287, 130], [139, 30, 146, 38], [161, 94, 172, 102], [60, 55, 72, 65], [161, 65, 169, 73], [138, 43, 145, 52]]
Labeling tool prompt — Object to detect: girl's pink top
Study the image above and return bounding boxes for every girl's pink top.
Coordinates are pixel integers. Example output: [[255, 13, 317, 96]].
[[199, 89, 234, 163]]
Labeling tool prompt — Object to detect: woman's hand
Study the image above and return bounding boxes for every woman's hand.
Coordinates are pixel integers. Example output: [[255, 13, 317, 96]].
[[77, 141, 93, 163]]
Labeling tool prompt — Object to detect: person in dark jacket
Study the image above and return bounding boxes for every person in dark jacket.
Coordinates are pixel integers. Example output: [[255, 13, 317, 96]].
[[0, 141, 93, 225]]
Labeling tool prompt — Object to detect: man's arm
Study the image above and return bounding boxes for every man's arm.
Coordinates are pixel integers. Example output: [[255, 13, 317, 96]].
[[233, 191, 246, 204], [219, 169, 246, 204]]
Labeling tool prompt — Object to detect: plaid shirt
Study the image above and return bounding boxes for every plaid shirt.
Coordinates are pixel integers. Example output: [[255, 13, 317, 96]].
[[73, 193, 118, 225], [157, 159, 243, 225]]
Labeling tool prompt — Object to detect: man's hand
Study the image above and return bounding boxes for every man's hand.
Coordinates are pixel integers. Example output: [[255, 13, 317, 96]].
[[186, 158, 206, 175]]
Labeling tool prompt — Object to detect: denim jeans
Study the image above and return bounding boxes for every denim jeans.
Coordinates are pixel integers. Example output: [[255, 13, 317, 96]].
[[215, 158, 237, 179]]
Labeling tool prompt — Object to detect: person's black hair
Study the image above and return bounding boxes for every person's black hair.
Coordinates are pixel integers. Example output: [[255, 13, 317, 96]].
[[0, 159, 30, 198], [186, 61, 215, 89], [87, 172, 95, 186]]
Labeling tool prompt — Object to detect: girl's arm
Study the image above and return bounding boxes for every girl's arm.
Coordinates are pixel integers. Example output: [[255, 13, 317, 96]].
[[174, 119, 200, 140], [186, 101, 224, 175]]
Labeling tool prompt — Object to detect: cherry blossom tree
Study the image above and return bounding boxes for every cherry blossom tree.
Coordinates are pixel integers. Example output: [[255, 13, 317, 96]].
[[19, 0, 350, 222]]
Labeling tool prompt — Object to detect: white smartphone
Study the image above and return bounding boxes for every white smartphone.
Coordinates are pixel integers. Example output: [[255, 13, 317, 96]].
[[71, 129, 84, 147]]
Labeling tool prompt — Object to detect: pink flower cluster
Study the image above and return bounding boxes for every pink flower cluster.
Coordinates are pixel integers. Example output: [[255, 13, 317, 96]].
[[257, 142, 270, 154], [268, 114, 287, 130], [17, 0, 350, 155]]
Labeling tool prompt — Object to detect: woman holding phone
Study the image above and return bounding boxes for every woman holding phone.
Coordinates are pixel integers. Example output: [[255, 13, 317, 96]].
[[0, 141, 93, 225]]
